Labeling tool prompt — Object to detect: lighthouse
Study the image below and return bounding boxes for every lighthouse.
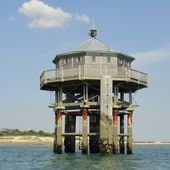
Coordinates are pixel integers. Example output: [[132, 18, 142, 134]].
[[40, 26, 148, 154]]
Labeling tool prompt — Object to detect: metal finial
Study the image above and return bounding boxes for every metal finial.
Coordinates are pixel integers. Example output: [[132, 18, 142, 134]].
[[89, 25, 97, 38]]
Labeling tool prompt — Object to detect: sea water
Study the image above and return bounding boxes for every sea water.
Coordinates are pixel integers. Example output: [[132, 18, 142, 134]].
[[0, 145, 170, 170]]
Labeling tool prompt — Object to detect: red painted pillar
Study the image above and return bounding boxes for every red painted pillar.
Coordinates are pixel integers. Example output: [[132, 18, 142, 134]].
[[82, 108, 88, 154], [113, 108, 118, 154], [54, 110, 62, 154]]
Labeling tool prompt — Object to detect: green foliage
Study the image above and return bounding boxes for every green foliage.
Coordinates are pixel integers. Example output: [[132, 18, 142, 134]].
[[0, 129, 53, 137]]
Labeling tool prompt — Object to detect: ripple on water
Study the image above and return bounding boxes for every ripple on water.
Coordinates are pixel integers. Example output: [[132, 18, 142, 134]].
[[0, 145, 170, 170]]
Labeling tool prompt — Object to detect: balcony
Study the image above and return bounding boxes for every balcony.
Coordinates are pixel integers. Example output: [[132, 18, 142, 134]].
[[40, 65, 148, 89]]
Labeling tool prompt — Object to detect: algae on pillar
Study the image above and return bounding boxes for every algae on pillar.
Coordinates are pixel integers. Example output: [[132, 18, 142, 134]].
[[99, 76, 113, 155]]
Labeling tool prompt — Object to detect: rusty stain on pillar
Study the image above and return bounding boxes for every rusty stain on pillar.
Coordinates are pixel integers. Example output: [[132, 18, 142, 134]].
[[127, 90, 133, 154], [54, 110, 62, 154], [127, 111, 133, 154], [113, 108, 118, 154], [53, 88, 64, 154], [82, 108, 88, 154]]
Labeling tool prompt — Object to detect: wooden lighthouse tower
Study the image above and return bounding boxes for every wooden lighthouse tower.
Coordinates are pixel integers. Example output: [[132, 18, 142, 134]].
[[40, 27, 148, 155]]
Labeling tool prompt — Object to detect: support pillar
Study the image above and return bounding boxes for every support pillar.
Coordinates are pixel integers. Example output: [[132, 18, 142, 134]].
[[127, 90, 133, 154], [81, 83, 89, 154], [113, 108, 118, 154], [53, 88, 64, 154], [82, 108, 88, 154], [112, 85, 119, 154], [54, 109, 62, 154], [127, 111, 133, 154], [64, 115, 76, 153], [100, 76, 113, 155]]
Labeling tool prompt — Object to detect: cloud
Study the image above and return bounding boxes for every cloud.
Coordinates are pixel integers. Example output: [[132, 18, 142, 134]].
[[75, 14, 90, 23], [19, 0, 72, 28], [132, 44, 170, 67], [19, 0, 90, 29]]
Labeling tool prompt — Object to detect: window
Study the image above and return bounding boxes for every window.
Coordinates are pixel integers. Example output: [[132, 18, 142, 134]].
[[64, 58, 68, 64], [92, 56, 96, 62], [76, 57, 81, 62], [107, 57, 111, 63], [126, 61, 131, 68], [118, 58, 122, 66]]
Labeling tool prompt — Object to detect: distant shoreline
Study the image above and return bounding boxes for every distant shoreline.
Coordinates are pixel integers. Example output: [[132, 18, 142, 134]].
[[0, 136, 170, 145], [0, 136, 53, 145], [134, 141, 170, 145]]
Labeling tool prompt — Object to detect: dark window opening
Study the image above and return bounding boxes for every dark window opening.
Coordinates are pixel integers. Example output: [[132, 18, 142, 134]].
[[107, 57, 111, 63]]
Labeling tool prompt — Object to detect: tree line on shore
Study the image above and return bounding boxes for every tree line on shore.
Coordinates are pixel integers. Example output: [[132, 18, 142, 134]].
[[0, 129, 53, 137]]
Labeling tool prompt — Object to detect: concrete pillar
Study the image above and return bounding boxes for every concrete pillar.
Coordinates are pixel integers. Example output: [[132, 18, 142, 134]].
[[82, 108, 88, 154], [64, 115, 76, 153], [127, 90, 133, 154], [113, 108, 118, 154], [53, 109, 62, 154], [127, 111, 133, 154], [89, 115, 100, 153], [100, 76, 113, 155], [53, 88, 64, 154], [119, 114, 125, 154]]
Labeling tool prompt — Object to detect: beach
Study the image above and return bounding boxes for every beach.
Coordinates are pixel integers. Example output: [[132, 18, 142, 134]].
[[0, 136, 54, 145]]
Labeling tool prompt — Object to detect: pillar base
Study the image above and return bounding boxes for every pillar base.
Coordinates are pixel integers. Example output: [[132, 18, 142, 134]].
[[112, 144, 118, 154], [53, 141, 62, 154], [99, 139, 113, 155], [119, 138, 125, 154], [82, 144, 88, 154], [127, 143, 133, 154]]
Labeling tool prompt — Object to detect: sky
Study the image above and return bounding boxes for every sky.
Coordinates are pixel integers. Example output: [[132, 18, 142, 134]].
[[0, 0, 170, 141]]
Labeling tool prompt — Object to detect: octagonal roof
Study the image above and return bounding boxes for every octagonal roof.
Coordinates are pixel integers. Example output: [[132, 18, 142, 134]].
[[53, 26, 134, 62], [67, 38, 119, 53]]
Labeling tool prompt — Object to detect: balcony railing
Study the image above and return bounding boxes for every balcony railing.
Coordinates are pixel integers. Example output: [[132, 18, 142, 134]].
[[40, 65, 148, 88]]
